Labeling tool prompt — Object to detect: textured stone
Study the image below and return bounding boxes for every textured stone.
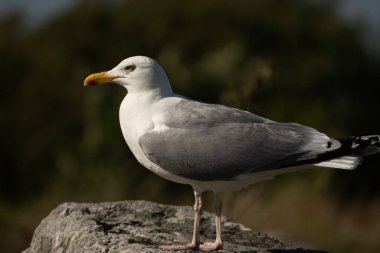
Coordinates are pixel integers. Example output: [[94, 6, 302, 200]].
[[23, 200, 326, 253]]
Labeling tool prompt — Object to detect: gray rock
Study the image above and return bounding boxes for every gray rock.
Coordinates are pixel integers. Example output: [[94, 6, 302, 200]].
[[23, 200, 326, 253]]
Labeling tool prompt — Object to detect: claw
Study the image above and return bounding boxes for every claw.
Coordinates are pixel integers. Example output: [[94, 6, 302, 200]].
[[199, 241, 223, 251], [159, 243, 198, 251], [160, 241, 222, 252]]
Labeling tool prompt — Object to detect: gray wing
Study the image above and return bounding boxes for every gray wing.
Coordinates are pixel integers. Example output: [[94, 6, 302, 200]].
[[139, 100, 337, 181]]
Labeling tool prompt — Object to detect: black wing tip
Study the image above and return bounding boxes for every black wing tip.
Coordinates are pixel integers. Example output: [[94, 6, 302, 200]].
[[335, 135, 380, 157]]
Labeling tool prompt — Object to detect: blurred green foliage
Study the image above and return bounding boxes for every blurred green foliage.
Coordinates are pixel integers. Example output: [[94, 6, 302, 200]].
[[0, 0, 379, 252]]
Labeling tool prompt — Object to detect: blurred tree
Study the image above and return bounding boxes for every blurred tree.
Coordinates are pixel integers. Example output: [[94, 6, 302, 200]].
[[0, 0, 379, 252]]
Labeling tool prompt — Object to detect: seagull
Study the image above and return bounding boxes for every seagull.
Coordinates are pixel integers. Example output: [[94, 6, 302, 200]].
[[84, 56, 379, 251]]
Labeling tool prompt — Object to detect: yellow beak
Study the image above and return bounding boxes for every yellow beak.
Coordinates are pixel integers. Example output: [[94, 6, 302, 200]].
[[83, 71, 116, 86]]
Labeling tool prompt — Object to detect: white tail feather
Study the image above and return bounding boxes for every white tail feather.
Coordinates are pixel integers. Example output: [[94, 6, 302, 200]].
[[314, 155, 362, 170]]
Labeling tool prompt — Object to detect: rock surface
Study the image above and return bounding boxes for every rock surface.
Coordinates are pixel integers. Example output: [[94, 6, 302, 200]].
[[23, 200, 326, 253]]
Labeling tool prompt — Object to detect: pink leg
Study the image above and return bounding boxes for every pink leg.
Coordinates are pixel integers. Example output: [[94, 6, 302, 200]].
[[199, 192, 223, 251], [160, 191, 223, 251], [160, 191, 202, 251]]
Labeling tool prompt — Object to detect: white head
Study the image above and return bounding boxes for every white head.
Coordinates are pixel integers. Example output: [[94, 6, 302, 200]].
[[84, 56, 173, 96]]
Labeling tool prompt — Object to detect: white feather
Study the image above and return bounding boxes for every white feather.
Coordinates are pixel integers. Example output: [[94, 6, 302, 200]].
[[314, 155, 362, 170]]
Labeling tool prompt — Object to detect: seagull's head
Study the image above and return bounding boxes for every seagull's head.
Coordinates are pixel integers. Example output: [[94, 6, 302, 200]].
[[84, 56, 172, 95]]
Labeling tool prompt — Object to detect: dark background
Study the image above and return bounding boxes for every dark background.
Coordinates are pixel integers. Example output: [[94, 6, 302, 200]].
[[0, 0, 379, 252]]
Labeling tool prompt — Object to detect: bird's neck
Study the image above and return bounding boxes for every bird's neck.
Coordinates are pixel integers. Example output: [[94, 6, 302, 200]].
[[122, 87, 173, 114], [127, 87, 172, 102], [120, 88, 171, 143]]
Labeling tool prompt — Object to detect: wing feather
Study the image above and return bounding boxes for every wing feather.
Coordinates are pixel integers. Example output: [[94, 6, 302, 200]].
[[139, 100, 333, 181]]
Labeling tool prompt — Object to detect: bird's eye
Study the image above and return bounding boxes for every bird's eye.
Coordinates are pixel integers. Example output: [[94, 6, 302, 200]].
[[124, 65, 136, 72]]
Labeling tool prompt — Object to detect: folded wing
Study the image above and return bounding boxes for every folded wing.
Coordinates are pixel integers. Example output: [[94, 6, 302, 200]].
[[139, 100, 339, 181]]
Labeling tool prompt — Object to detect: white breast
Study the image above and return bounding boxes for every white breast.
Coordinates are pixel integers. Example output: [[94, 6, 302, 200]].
[[119, 95, 152, 162], [119, 95, 194, 185]]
